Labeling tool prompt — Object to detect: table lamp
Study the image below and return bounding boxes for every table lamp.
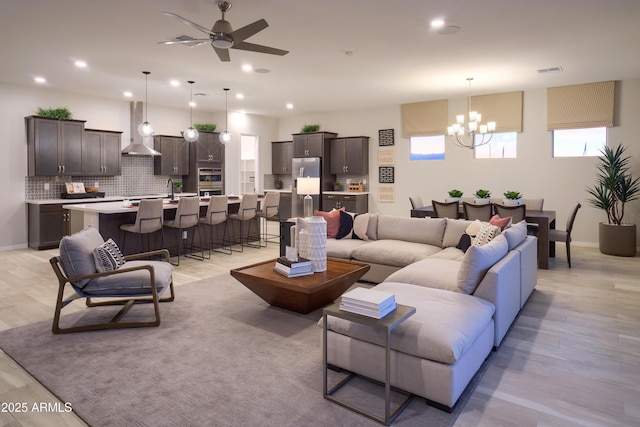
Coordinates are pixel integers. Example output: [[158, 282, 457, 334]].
[[297, 176, 320, 218]]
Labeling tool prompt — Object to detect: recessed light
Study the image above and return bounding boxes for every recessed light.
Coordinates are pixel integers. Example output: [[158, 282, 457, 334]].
[[123, 91, 133, 98], [189, 101, 196, 107], [34, 76, 46, 84], [236, 93, 244, 99], [242, 64, 253, 72], [286, 103, 294, 109], [74, 60, 87, 68], [430, 18, 445, 28], [170, 80, 180, 87]]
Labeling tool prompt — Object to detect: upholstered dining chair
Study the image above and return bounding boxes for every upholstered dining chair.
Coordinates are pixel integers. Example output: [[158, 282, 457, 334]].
[[119, 198, 164, 254], [257, 192, 281, 247], [49, 227, 175, 334], [409, 196, 424, 209], [163, 196, 204, 265], [521, 198, 544, 211], [199, 195, 232, 256], [493, 204, 527, 224], [432, 200, 460, 219], [462, 202, 493, 222], [548, 202, 582, 267], [228, 194, 259, 252]]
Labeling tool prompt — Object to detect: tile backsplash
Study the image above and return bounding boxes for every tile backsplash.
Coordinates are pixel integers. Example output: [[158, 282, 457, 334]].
[[26, 156, 181, 199]]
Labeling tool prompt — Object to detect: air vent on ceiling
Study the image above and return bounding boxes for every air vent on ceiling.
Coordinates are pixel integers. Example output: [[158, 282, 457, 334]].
[[170, 35, 207, 48], [194, 93, 208, 97], [537, 66, 563, 74]]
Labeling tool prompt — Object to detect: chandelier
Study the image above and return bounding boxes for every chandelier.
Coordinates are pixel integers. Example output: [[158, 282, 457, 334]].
[[447, 77, 496, 149]]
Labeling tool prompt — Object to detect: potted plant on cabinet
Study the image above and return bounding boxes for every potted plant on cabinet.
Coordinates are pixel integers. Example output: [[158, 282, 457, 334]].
[[473, 189, 491, 205], [301, 124, 320, 133], [333, 182, 342, 191], [503, 191, 523, 206], [274, 179, 283, 190], [173, 182, 183, 194], [35, 107, 73, 120], [586, 144, 640, 256], [446, 189, 463, 203]]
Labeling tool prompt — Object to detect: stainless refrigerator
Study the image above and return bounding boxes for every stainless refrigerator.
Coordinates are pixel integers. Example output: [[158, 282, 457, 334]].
[[292, 157, 321, 217]]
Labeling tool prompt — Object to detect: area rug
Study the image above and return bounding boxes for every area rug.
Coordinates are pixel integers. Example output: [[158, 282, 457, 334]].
[[0, 274, 493, 427]]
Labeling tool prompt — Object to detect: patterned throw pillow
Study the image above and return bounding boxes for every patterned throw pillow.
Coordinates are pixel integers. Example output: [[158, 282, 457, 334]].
[[93, 238, 126, 272], [472, 223, 500, 247]]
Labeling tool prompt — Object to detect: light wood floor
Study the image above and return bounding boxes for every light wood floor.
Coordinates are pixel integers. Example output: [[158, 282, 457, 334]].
[[1, 236, 639, 426]]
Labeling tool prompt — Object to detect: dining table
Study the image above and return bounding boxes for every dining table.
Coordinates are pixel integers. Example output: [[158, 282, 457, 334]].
[[410, 206, 556, 269]]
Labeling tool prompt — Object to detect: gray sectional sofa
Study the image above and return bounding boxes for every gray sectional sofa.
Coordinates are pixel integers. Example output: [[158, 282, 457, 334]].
[[323, 214, 537, 410]]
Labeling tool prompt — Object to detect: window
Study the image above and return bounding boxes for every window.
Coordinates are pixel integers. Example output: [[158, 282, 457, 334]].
[[553, 127, 606, 157], [410, 135, 445, 160], [474, 132, 517, 159]]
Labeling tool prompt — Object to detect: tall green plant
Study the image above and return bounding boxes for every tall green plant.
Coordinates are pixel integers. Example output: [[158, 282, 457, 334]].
[[586, 144, 640, 225]]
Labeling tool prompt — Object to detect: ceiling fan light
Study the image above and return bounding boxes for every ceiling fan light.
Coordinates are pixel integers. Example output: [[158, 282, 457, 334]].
[[184, 127, 199, 142], [138, 121, 154, 137], [219, 130, 231, 144], [212, 34, 233, 49]]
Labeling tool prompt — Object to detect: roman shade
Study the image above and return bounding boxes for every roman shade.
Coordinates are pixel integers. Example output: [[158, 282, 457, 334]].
[[547, 81, 615, 130], [470, 91, 523, 133], [401, 99, 448, 137]]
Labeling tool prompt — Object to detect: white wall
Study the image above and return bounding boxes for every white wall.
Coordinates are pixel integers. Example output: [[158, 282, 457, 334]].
[[278, 79, 640, 247]]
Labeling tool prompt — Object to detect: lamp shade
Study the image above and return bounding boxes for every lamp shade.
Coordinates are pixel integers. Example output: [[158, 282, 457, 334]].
[[297, 176, 320, 195]]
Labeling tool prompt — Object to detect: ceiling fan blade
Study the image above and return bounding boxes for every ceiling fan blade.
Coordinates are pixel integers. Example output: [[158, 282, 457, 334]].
[[163, 12, 214, 36], [213, 45, 231, 62], [232, 41, 289, 56], [229, 19, 268, 44], [157, 39, 210, 45]]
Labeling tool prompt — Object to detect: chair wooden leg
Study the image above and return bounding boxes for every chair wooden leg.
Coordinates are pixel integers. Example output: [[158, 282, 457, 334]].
[[566, 240, 572, 268]]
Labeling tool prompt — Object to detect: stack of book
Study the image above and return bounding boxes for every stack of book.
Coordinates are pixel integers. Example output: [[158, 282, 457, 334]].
[[273, 257, 314, 278], [339, 287, 397, 319]]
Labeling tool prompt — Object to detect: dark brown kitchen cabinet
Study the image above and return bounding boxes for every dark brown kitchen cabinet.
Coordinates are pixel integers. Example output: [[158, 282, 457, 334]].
[[83, 129, 122, 175], [330, 137, 369, 175], [28, 203, 70, 249], [154, 135, 189, 175], [292, 132, 337, 158], [322, 194, 368, 214], [194, 131, 224, 163], [272, 141, 293, 174], [26, 116, 86, 176]]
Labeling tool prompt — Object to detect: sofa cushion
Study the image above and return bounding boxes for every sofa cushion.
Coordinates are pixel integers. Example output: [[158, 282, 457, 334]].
[[327, 282, 495, 364], [457, 233, 509, 294], [455, 234, 472, 253], [314, 209, 341, 238], [352, 213, 370, 240], [81, 260, 174, 296], [351, 239, 441, 267], [429, 246, 466, 260], [384, 258, 460, 291], [326, 238, 369, 259], [443, 218, 473, 247], [377, 216, 446, 247], [59, 227, 105, 288], [502, 220, 527, 250], [366, 213, 379, 240]]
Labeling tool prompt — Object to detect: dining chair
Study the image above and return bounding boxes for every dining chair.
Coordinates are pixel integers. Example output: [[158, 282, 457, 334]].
[[119, 198, 164, 254], [258, 192, 281, 247], [493, 204, 527, 224], [409, 196, 424, 209], [228, 194, 260, 252], [521, 198, 544, 211], [462, 202, 493, 222], [199, 195, 232, 257], [548, 202, 582, 267], [432, 200, 460, 219], [163, 196, 204, 265]]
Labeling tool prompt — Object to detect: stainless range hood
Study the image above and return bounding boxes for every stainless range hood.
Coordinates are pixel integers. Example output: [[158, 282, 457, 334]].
[[121, 101, 162, 156]]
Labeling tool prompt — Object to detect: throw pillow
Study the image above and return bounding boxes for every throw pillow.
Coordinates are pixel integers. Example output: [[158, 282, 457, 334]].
[[93, 238, 126, 272], [456, 233, 472, 253], [465, 219, 484, 237], [314, 209, 342, 238], [490, 214, 512, 231], [352, 213, 370, 240], [472, 223, 500, 246], [336, 210, 355, 239]]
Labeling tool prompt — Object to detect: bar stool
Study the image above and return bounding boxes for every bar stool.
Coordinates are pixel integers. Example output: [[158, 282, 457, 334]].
[[163, 196, 204, 265], [120, 198, 164, 254], [228, 194, 259, 252], [199, 195, 232, 257], [258, 192, 280, 247]]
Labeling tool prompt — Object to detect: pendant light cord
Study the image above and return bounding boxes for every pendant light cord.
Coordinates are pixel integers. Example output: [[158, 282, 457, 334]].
[[143, 71, 150, 122], [224, 88, 229, 132]]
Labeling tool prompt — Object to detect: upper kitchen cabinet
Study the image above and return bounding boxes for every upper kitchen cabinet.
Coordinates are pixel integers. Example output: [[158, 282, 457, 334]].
[[154, 135, 189, 175], [194, 131, 224, 163], [330, 136, 369, 175], [83, 129, 122, 175], [271, 141, 293, 174], [26, 116, 86, 176], [292, 132, 337, 158]]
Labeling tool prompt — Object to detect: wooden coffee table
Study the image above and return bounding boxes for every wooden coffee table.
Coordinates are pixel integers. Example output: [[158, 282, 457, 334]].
[[230, 258, 370, 314]]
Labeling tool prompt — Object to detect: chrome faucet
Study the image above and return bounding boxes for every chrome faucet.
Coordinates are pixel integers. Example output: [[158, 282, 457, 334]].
[[167, 178, 174, 200]]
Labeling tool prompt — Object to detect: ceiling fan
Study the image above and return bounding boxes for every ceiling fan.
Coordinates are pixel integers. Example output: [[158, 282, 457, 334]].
[[159, 0, 289, 62]]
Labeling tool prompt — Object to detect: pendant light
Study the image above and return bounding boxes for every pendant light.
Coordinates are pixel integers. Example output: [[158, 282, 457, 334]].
[[137, 71, 154, 137], [219, 88, 231, 144], [183, 80, 199, 142]]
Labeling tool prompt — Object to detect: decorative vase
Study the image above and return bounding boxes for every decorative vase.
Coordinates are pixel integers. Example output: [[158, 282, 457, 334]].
[[599, 222, 637, 256], [502, 199, 522, 206], [474, 198, 491, 205], [295, 216, 327, 272]]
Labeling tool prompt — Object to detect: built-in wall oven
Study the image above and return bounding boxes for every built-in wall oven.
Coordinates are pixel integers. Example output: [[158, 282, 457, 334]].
[[198, 167, 223, 196]]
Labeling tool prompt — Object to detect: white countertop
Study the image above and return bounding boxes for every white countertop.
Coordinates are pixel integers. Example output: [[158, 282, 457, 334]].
[[263, 188, 292, 193], [63, 196, 243, 214], [322, 191, 369, 195], [26, 193, 197, 205]]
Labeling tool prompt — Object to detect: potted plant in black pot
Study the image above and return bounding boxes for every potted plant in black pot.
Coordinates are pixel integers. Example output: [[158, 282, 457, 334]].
[[586, 144, 640, 256]]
